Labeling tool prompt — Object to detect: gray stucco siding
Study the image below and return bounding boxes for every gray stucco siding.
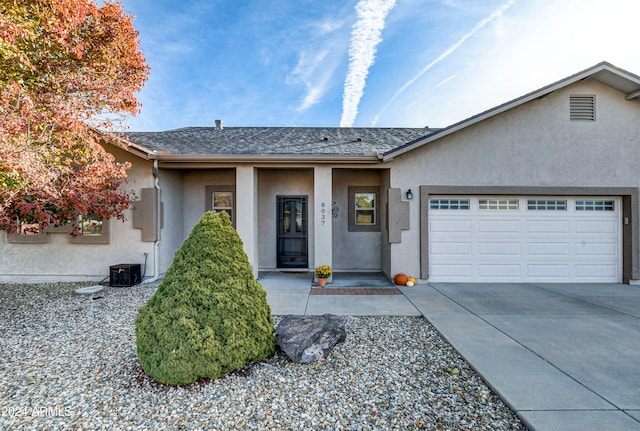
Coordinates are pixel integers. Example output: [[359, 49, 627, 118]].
[[332, 169, 384, 271]]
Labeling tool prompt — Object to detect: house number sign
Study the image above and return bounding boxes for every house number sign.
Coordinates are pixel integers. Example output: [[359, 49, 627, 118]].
[[320, 202, 327, 226]]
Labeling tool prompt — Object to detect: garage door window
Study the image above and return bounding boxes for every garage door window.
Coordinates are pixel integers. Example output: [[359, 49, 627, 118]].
[[479, 199, 518, 210], [430, 199, 470, 210], [576, 200, 614, 211], [527, 200, 567, 210]]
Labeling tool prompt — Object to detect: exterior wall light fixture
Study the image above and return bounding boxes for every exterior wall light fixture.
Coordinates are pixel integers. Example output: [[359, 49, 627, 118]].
[[406, 189, 414, 200]]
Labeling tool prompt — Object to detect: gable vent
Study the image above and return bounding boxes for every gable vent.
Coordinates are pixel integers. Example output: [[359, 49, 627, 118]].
[[570, 95, 595, 121]]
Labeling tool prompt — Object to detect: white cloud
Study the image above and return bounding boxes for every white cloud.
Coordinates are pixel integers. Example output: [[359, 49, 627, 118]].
[[291, 49, 333, 111], [316, 18, 346, 34], [285, 15, 349, 112], [371, 0, 516, 126], [292, 50, 330, 81], [340, 0, 396, 127], [435, 73, 459, 89]]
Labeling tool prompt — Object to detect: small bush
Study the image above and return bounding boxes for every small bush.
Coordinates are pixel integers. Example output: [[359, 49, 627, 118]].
[[135, 211, 275, 385]]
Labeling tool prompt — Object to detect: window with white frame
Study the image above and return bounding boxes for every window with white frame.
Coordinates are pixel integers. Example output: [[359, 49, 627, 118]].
[[355, 192, 376, 225], [479, 199, 519, 210], [527, 200, 567, 211], [205, 185, 235, 227], [212, 191, 234, 222], [348, 186, 380, 232], [430, 198, 470, 210], [576, 200, 614, 211]]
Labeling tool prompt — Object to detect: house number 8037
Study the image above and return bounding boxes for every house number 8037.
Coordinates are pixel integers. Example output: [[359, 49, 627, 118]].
[[320, 202, 326, 226]]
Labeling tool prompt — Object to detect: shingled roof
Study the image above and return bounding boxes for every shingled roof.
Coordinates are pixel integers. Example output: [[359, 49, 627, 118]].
[[125, 126, 435, 157]]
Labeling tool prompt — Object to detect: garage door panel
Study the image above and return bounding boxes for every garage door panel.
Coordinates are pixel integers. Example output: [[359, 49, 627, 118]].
[[527, 264, 570, 278], [575, 264, 618, 278], [430, 219, 472, 233], [574, 220, 617, 234], [428, 196, 620, 283], [478, 264, 521, 277], [477, 242, 521, 256], [430, 264, 473, 277], [527, 242, 570, 256], [430, 241, 472, 255], [526, 220, 570, 234], [478, 220, 520, 233], [575, 241, 618, 256]]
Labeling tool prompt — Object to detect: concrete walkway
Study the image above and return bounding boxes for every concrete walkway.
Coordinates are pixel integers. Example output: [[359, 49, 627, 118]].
[[259, 273, 640, 431], [259, 271, 421, 316]]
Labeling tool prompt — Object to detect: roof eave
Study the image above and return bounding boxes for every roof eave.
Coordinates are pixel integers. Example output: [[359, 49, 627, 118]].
[[96, 129, 156, 160], [153, 153, 383, 168]]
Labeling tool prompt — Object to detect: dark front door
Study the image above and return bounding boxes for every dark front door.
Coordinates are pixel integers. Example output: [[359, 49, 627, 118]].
[[277, 196, 308, 268]]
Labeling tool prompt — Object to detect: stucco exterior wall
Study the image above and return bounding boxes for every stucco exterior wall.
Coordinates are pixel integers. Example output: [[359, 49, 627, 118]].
[[257, 168, 314, 270], [0, 144, 156, 283], [332, 169, 383, 271], [388, 80, 640, 280], [181, 169, 235, 239], [157, 169, 183, 276]]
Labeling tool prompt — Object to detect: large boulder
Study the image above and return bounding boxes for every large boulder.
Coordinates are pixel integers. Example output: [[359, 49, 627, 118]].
[[135, 211, 275, 385], [276, 314, 346, 363]]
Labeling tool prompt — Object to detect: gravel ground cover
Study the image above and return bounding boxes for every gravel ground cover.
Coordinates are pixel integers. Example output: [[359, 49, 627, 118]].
[[0, 283, 526, 430]]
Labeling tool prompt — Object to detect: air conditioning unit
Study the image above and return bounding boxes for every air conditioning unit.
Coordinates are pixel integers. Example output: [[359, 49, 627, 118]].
[[109, 264, 141, 287]]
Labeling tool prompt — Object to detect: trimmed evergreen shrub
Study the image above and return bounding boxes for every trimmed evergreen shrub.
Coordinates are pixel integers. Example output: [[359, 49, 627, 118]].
[[135, 211, 275, 385]]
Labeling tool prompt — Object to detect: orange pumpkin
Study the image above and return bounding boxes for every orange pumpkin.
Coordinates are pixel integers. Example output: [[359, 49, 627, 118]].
[[394, 273, 408, 286]]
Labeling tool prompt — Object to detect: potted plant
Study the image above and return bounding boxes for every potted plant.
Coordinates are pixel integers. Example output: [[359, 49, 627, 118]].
[[314, 265, 332, 287]]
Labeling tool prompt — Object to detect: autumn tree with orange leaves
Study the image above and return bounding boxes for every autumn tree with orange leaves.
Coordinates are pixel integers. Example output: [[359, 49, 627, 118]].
[[0, 0, 149, 234]]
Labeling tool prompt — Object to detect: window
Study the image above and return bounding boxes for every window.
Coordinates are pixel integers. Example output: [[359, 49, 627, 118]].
[[479, 199, 519, 210], [6, 220, 48, 243], [527, 200, 567, 211], [355, 193, 376, 225], [205, 186, 235, 228], [71, 216, 111, 244], [430, 199, 470, 210], [348, 186, 380, 232], [212, 191, 234, 222], [570, 95, 595, 121], [576, 200, 614, 211], [19, 222, 42, 235], [78, 215, 103, 236]]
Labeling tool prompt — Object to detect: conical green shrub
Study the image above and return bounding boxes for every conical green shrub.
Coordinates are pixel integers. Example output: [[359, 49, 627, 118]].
[[135, 211, 275, 385]]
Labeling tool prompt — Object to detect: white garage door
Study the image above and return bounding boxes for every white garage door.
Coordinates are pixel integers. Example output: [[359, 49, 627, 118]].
[[428, 196, 621, 282]]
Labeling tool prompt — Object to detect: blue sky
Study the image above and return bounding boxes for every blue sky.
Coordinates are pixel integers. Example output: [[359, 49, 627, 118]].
[[118, 0, 640, 131]]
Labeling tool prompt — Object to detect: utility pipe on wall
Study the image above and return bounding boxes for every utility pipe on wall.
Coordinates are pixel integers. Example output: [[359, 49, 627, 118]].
[[143, 155, 161, 284]]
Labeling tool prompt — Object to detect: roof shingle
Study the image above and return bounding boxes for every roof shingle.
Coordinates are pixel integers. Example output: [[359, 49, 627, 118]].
[[125, 126, 435, 157]]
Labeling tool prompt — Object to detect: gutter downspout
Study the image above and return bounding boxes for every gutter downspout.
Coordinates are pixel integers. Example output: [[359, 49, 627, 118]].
[[143, 155, 162, 284]]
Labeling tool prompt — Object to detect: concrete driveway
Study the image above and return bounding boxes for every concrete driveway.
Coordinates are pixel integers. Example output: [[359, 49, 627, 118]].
[[401, 282, 640, 431]]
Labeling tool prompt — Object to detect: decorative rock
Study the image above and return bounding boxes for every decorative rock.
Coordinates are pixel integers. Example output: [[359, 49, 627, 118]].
[[0, 283, 527, 430], [276, 314, 346, 363], [75, 285, 104, 295]]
